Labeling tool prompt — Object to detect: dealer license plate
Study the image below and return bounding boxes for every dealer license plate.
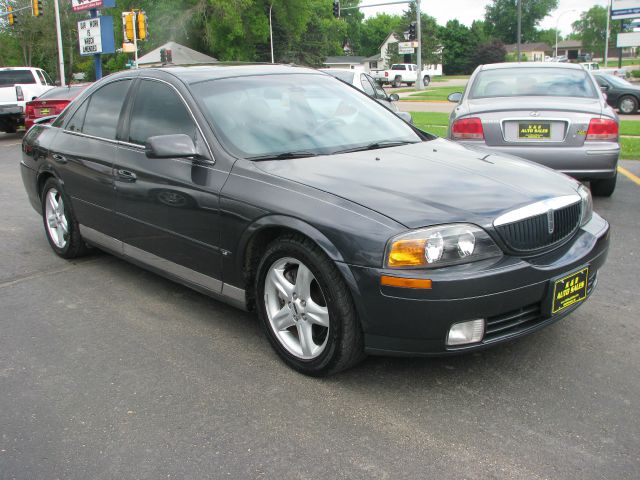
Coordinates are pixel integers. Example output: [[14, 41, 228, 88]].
[[518, 122, 551, 139], [39, 108, 50, 116], [551, 267, 589, 314]]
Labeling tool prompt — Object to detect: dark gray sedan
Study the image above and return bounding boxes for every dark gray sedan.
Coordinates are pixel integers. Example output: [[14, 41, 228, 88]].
[[447, 62, 620, 197], [20, 65, 609, 375]]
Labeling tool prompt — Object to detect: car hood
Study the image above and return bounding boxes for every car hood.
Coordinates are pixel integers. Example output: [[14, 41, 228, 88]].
[[254, 138, 580, 229], [466, 96, 603, 116]]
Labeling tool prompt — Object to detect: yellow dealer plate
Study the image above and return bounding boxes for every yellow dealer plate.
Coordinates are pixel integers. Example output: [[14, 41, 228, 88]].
[[551, 267, 589, 314], [519, 122, 550, 139]]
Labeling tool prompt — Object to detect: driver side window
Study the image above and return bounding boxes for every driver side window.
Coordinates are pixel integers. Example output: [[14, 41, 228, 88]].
[[128, 80, 196, 146]]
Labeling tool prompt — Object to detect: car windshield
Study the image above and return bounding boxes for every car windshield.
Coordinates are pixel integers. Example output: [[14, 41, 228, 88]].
[[469, 67, 598, 99], [191, 73, 421, 159], [601, 75, 633, 88], [37, 85, 86, 101], [323, 70, 355, 83], [0, 70, 36, 87]]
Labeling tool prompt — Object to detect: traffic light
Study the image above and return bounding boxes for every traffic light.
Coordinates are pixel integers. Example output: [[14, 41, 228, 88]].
[[333, 0, 340, 18], [32, 0, 43, 17], [123, 12, 135, 42], [408, 22, 416, 40], [137, 11, 148, 41], [8, 6, 17, 26], [160, 48, 166, 64], [165, 49, 172, 64]]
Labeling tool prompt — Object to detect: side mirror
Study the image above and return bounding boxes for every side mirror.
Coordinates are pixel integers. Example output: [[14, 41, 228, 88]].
[[145, 134, 197, 159], [388, 93, 400, 102], [600, 85, 609, 92], [448, 92, 463, 103], [396, 111, 413, 124]]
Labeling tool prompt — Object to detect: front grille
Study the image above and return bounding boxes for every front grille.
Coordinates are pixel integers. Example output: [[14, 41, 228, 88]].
[[495, 202, 582, 254], [483, 269, 597, 343]]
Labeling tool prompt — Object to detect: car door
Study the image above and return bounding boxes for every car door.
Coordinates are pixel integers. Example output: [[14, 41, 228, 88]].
[[114, 78, 228, 282], [52, 78, 134, 238], [362, 73, 395, 110], [595, 76, 619, 107]]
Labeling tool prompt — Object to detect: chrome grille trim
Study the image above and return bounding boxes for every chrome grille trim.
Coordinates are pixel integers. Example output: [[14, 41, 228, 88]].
[[494, 195, 580, 226]]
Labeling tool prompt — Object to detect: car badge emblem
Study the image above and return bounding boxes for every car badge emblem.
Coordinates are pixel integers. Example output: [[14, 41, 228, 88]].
[[530, 111, 540, 117], [547, 209, 555, 234]]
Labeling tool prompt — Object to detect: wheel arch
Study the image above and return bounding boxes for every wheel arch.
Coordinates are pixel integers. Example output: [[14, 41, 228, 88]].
[[236, 215, 347, 311]]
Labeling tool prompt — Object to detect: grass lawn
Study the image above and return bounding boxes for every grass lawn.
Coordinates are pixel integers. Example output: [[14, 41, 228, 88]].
[[404, 85, 465, 101], [430, 75, 470, 83], [409, 111, 640, 158]]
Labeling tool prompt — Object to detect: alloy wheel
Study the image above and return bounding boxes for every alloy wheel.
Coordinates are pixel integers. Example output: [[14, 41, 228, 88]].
[[264, 257, 330, 360], [45, 188, 69, 249]]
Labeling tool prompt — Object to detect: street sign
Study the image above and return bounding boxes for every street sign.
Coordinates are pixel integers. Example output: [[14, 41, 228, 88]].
[[71, 0, 115, 12], [617, 31, 640, 47], [612, 0, 640, 20], [398, 42, 415, 54], [77, 16, 115, 56]]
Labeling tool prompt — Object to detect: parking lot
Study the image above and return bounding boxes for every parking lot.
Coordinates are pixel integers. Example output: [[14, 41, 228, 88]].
[[1, 130, 639, 479]]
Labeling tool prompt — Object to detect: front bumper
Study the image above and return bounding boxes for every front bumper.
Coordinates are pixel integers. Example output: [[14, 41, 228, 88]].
[[456, 141, 619, 180], [342, 213, 610, 356]]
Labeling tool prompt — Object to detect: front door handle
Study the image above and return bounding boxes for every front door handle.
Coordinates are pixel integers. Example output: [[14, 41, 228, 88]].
[[116, 169, 137, 182], [52, 153, 67, 164]]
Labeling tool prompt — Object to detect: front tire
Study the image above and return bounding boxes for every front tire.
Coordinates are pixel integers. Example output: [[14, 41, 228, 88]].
[[618, 95, 638, 114], [41, 177, 88, 258], [591, 173, 617, 197], [255, 235, 364, 376]]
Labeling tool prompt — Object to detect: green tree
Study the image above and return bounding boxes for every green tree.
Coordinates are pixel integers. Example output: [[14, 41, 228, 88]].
[[484, 0, 559, 44], [359, 13, 403, 57], [438, 19, 478, 75], [572, 5, 621, 59], [534, 28, 560, 46], [395, 5, 440, 66], [470, 39, 506, 69]]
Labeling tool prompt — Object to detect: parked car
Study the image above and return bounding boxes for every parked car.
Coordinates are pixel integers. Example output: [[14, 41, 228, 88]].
[[24, 84, 90, 130], [371, 63, 442, 87], [319, 69, 412, 123], [21, 65, 609, 375], [581, 62, 628, 79], [447, 62, 619, 197], [0, 67, 55, 133], [593, 73, 640, 114]]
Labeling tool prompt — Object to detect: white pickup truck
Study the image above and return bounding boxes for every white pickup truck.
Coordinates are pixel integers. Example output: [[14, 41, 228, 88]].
[[371, 63, 443, 87], [0, 67, 55, 133]]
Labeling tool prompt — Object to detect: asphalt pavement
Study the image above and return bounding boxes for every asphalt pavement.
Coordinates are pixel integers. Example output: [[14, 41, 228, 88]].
[[1, 132, 639, 479]]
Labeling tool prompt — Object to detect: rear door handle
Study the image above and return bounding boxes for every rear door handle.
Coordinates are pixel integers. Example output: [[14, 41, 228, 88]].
[[116, 169, 137, 182], [52, 153, 67, 164]]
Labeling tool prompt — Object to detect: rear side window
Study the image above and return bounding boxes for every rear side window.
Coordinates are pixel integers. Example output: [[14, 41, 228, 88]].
[[0, 70, 36, 87], [360, 74, 375, 97], [128, 80, 196, 145], [81, 80, 132, 139], [64, 99, 89, 132]]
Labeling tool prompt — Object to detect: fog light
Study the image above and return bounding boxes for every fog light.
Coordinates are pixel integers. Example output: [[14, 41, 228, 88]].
[[446, 319, 485, 346]]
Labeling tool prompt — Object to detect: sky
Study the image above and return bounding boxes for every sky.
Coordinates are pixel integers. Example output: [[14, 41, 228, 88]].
[[362, 0, 610, 36]]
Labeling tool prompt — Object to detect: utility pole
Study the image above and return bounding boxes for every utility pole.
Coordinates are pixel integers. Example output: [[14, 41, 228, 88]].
[[517, 0, 522, 62], [54, 0, 66, 85], [605, 0, 611, 67], [269, 3, 274, 63], [416, 0, 423, 90]]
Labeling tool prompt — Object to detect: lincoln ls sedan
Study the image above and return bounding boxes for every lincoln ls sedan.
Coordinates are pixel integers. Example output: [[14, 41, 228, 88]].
[[21, 65, 610, 375]]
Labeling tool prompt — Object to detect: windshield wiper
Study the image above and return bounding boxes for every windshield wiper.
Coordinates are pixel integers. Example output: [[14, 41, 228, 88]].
[[246, 151, 319, 161], [331, 140, 419, 155]]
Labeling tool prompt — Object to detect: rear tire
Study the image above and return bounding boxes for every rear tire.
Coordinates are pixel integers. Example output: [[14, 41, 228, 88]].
[[41, 177, 89, 258], [618, 95, 638, 114], [591, 173, 617, 197], [393, 76, 402, 88], [255, 234, 364, 376]]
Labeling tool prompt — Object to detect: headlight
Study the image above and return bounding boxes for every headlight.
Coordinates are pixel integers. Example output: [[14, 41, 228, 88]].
[[385, 224, 503, 269], [578, 184, 593, 226]]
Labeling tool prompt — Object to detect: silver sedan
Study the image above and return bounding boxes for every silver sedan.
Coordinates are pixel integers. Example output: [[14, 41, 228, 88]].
[[447, 62, 620, 196]]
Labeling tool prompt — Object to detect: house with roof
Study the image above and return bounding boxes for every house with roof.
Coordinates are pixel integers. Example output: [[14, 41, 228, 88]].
[[504, 42, 550, 62]]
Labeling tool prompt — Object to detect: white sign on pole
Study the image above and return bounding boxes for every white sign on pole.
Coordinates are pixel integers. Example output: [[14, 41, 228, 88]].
[[611, 0, 640, 20], [78, 18, 103, 56], [617, 31, 640, 47], [398, 46, 415, 54]]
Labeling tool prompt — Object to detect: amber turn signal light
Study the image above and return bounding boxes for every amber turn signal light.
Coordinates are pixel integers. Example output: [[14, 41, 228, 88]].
[[380, 275, 432, 289], [386, 238, 427, 267]]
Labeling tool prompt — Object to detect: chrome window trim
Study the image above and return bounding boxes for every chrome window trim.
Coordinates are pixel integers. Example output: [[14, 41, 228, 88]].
[[494, 194, 581, 227], [62, 129, 120, 146]]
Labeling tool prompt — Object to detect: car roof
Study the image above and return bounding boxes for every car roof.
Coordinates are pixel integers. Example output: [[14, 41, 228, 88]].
[[110, 64, 324, 84], [479, 62, 586, 72]]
